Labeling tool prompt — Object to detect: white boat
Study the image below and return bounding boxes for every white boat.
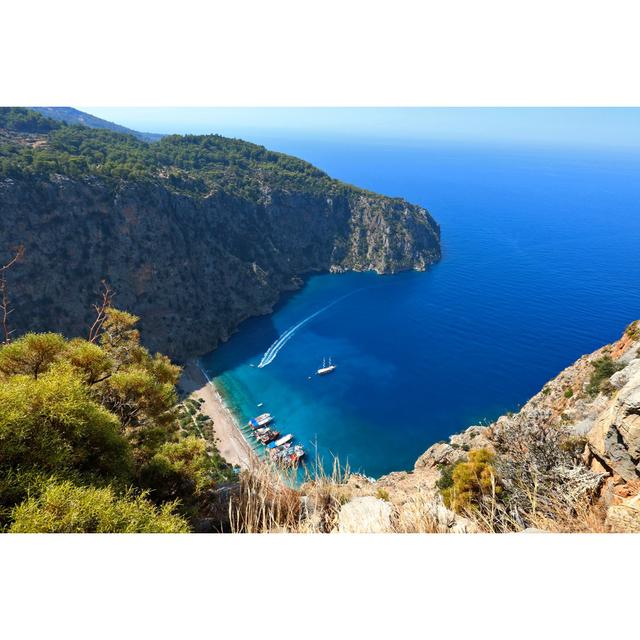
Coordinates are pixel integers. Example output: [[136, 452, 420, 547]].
[[248, 412, 273, 428], [273, 433, 293, 448], [317, 357, 337, 376]]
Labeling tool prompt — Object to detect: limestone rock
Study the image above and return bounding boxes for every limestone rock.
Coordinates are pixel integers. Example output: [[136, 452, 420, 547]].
[[605, 494, 640, 532], [338, 497, 393, 533], [588, 366, 640, 482], [610, 359, 640, 389]]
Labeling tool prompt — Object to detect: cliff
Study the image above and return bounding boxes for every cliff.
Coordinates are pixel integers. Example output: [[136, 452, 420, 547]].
[[0, 109, 440, 360]]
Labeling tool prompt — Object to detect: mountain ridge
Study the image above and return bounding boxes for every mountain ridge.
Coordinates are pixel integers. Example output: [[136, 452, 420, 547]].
[[30, 107, 163, 142]]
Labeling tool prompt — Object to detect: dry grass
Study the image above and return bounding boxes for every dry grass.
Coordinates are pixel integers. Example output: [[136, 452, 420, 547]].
[[392, 489, 444, 533], [228, 456, 355, 533], [228, 452, 615, 534]]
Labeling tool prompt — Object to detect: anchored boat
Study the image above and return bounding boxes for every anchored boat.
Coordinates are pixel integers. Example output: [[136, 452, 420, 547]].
[[254, 427, 280, 444], [267, 433, 293, 449], [317, 357, 336, 376], [248, 412, 273, 428]]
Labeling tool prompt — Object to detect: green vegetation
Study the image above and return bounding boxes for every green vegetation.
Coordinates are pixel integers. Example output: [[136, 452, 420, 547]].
[[625, 320, 640, 340], [0, 306, 233, 532], [586, 356, 623, 397], [564, 387, 574, 399], [0, 107, 376, 202], [0, 107, 59, 134], [438, 449, 502, 514], [10, 481, 188, 533]]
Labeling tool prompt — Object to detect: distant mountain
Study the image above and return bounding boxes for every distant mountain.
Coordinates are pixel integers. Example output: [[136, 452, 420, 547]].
[[30, 107, 163, 142]]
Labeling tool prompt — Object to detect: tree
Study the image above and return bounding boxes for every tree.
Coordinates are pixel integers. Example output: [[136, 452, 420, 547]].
[[140, 436, 214, 516], [9, 480, 189, 533], [0, 362, 132, 482], [0, 332, 67, 378]]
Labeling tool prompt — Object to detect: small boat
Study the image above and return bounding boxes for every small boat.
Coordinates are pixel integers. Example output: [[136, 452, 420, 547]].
[[248, 413, 273, 428], [317, 357, 337, 376], [267, 433, 293, 449], [256, 428, 280, 444], [274, 444, 306, 467], [257, 402, 264, 408]]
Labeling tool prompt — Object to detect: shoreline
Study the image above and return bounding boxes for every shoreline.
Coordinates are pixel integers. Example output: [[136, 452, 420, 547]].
[[179, 360, 257, 470]]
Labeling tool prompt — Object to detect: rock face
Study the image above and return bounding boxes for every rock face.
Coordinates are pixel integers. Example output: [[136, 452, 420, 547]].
[[0, 169, 439, 361], [338, 496, 393, 533], [588, 359, 640, 481]]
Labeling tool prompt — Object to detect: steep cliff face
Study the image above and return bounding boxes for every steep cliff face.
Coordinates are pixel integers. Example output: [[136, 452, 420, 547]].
[[0, 167, 439, 360]]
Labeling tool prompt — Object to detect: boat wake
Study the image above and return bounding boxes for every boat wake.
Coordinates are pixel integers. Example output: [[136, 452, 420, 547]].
[[257, 290, 361, 368]]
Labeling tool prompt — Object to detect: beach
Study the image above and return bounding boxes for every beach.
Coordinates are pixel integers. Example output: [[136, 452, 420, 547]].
[[180, 360, 255, 469]]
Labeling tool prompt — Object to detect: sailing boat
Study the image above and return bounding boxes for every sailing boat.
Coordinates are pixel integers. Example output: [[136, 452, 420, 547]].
[[316, 356, 337, 376]]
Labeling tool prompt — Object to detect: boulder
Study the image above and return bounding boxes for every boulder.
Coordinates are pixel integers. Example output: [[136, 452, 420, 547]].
[[338, 497, 393, 533]]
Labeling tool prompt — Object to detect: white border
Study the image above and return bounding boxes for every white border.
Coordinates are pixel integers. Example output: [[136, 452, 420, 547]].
[[2, 1, 640, 638], [3, 1, 640, 106]]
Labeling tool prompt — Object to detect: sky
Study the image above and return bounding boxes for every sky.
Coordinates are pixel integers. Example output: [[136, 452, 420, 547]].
[[84, 107, 640, 151]]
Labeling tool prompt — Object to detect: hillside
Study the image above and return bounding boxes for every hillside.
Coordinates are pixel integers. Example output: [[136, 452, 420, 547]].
[[0, 108, 440, 361], [30, 107, 163, 142]]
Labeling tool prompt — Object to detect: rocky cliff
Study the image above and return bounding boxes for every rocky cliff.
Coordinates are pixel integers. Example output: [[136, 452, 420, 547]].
[[0, 110, 440, 360]]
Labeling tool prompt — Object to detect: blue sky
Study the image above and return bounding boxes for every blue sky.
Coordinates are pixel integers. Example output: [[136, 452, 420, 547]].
[[85, 107, 640, 150]]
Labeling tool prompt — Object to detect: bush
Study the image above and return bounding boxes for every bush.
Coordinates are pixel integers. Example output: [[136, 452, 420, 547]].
[[625, 320, 639, 340], [439, 449, 501, 513], [9, 480, 188, 533], [586, 356, 623, 397], [564, 388, 574, 399]]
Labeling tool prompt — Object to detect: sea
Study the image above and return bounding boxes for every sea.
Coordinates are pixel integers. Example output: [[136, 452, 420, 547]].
[[200, 135, 640, 478]]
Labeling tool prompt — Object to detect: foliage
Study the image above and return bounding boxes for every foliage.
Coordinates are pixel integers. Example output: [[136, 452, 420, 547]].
[[0, 108, 375, 202], [564, 387, 574, 398], [0, 362, 132, 482], [586, 356, 623, 397], [0, 107, 60, 134], [139, 437, 215, 516], [439, 449, 501, 513], [9, 480, 188, 533], [625, 320, 639, 340], [0, 305, 230, 532]]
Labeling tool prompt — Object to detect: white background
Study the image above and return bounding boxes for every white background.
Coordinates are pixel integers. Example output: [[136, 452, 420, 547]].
[[2, 1, 639, 638]]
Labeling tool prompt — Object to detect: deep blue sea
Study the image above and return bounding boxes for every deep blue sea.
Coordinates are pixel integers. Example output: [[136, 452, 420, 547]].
[[201, 137, 640, 478]]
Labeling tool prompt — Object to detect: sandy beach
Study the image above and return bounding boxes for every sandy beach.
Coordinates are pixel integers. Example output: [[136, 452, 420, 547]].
[[179, 360, 255, 469]]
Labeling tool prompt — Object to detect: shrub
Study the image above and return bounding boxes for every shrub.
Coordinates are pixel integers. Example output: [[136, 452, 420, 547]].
[[439, 449, 501, 513], [9, 480, 188, 533], [625, 320, 639, 340], [564, 388, 574, 399], [586, 356, 623, 397]]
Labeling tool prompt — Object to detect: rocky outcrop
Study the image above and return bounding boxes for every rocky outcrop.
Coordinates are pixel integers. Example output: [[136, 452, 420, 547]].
[[588, 359, 640, 481], [0, 171, 439, 361], [337, 496, 393, 533]]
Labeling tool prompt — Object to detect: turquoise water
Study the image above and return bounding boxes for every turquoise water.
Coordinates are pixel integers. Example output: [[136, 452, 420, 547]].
[[201, 137, 640, 478]]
